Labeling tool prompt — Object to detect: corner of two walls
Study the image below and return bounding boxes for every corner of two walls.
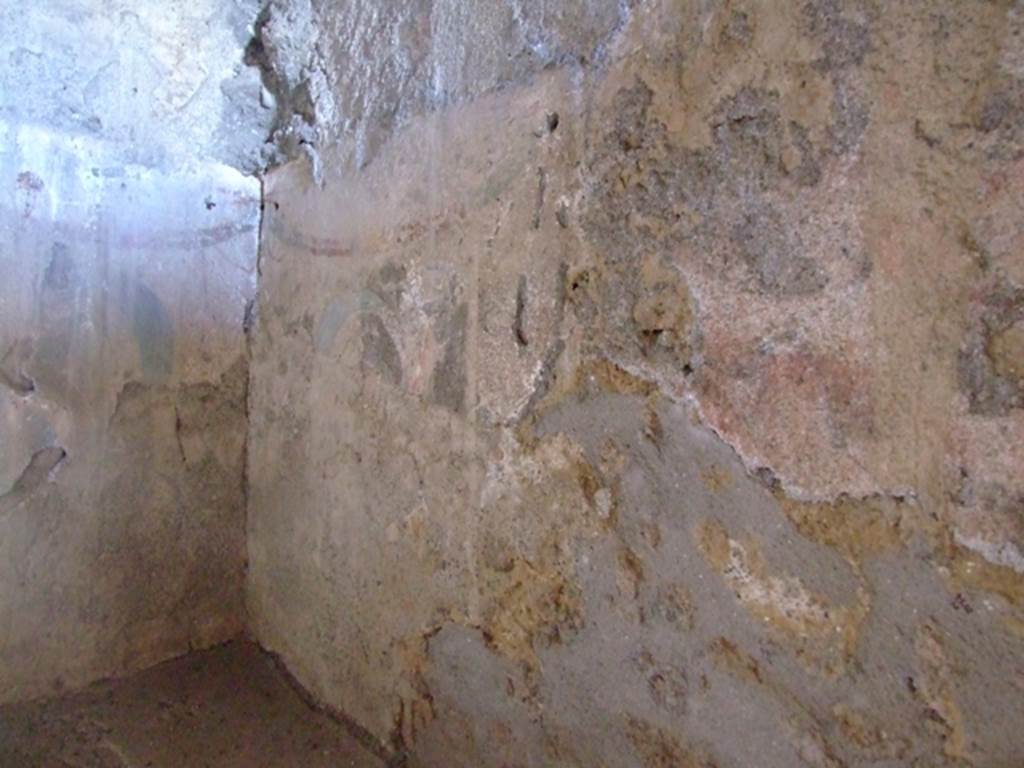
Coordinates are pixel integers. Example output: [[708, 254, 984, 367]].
[[245, 1, 1024, 767], [3, 1, 1023, 766]]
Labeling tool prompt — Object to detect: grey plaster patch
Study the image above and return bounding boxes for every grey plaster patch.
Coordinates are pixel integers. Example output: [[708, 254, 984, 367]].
[[430, 302, 468, 413], [959, 281, 1024, 415], [361, 314, 403, 386], [133, 284, 174, 383], [314, 291, 387, 355]]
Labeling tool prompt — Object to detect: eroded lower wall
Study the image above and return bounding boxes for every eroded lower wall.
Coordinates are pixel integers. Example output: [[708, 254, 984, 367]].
[[248, 2, 1024, 766], [0, 123, 258, 703]]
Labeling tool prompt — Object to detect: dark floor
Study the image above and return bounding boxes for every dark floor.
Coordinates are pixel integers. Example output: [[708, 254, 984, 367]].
[[0, 641, 382, 768]]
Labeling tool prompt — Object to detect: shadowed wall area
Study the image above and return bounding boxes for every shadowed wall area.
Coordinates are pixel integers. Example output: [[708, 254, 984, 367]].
[[3, 2, 1024, 767], [0, 0, 262, 702]]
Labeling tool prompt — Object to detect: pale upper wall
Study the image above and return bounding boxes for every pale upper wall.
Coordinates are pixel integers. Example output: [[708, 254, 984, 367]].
[[0, 0, 273, 172]]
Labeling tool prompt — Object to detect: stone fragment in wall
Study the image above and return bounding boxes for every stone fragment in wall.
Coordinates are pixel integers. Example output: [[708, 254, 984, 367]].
[[790, 722, 845, 768], [393, 631, 437, 751], [631, 257, 695, 363], [632, 649, 688, 717], [708, 636, 763, 686], [948, 467, 1024, 576], [696, 519, 869, 676], [699, 464, 734, 493], [624, 715, 718, 768], [612, 542, 648, 624], [647, 584, 696, 632], [913, 624, 969, 762], [831, 703, 910, 762], [775, 491, 912, 567], [616, 546, 645, 603], [959, 281, 1024, 416], [480, 557, 583, 675], [707, 634, 910, 765], [989, 322, 1024, 386], [571, 358, 660, 399], [949, 549, 1024, 609]]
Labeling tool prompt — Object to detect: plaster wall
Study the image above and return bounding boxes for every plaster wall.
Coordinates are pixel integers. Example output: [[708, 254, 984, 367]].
[[0, 0, 263, 703], [248, 1, 1024, 766]]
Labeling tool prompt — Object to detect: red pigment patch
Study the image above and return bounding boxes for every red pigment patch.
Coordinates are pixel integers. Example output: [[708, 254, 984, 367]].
[[16, 171, 45, 219]]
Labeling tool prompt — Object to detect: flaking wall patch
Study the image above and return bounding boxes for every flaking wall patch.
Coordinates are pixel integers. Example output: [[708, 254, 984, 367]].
[[247, 1, 1024, 766]]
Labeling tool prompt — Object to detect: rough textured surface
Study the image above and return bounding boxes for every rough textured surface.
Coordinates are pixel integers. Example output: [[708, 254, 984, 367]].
[[0, 641, 382, 768], [0, 0, 274, 173], [0, 1, 260, 702], [249, 1, 1024, 766], [249, 0, 627, 172]]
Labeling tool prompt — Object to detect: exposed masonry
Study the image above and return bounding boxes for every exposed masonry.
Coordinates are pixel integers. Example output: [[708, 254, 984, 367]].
[[246, 3, 1024, 767]]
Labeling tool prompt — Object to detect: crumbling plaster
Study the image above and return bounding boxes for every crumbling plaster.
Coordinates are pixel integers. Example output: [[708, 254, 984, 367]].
[[248, 1, 1024, 766], [2, 1, 1023, 765]]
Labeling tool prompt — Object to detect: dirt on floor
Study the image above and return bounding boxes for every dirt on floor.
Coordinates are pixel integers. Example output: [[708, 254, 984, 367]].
[[0, 641, 383, 768]]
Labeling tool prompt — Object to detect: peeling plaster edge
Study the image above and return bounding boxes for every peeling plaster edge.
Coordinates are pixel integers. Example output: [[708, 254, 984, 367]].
[[954, 531, 1024, 575], [0, 445, 68, 503], [682, 385, 919, 506], [604, 352, 920, 508]]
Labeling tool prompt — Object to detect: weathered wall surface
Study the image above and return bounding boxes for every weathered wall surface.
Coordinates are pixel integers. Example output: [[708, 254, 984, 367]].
[[0, 0, 262, 703], [0, 0, 273, 173], [249, 1, 1024, 766]]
